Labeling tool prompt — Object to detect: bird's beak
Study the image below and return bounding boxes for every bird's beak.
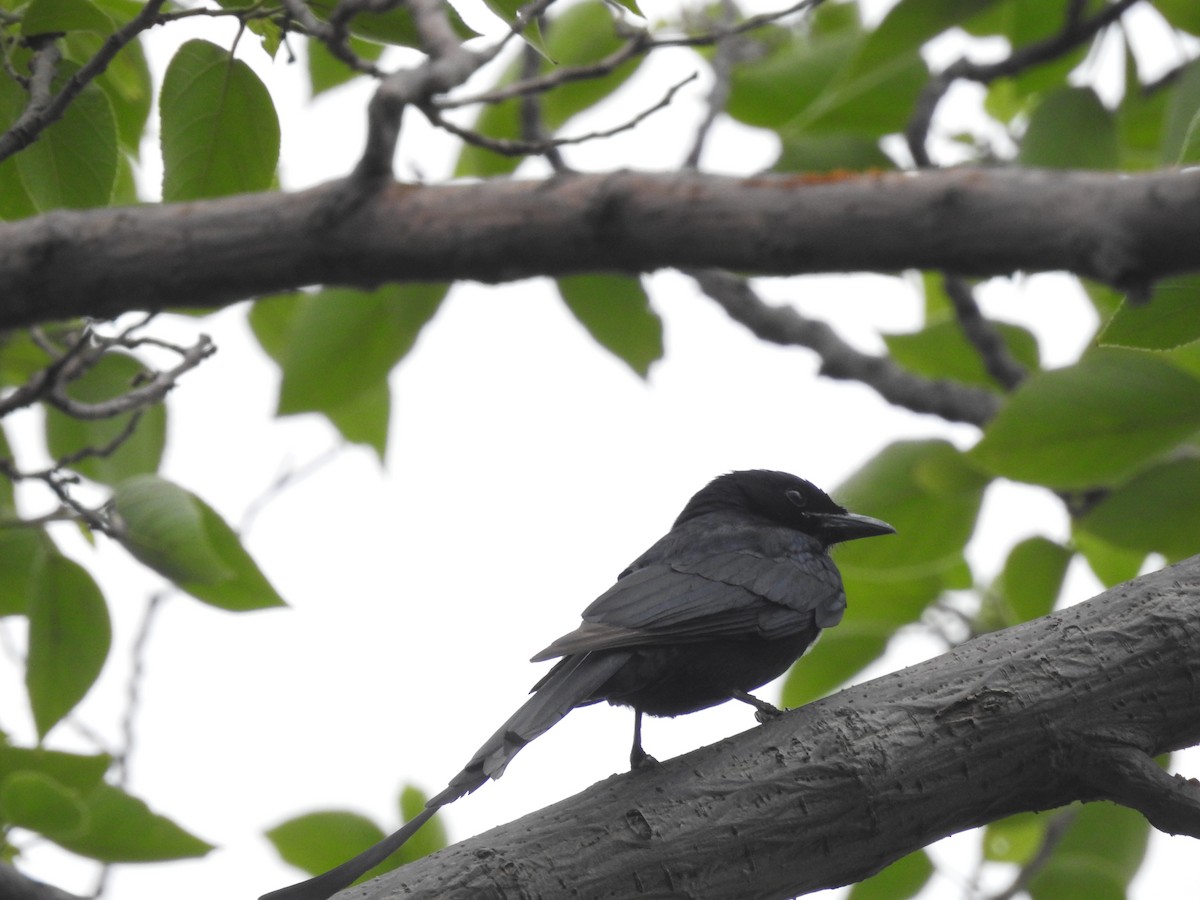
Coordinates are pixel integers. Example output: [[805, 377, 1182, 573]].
[[814, 511, 896, 545]]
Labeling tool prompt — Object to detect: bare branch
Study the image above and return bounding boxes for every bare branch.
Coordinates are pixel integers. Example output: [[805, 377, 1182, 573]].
[[691, 269, 1001, 426], [942, 275, 1027, 391], [906, 0, 1141, 167]]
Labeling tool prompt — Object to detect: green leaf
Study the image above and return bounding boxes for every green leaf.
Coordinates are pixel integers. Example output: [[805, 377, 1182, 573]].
[[789, 45, 927, 137], [26, 553, 111, 739], [782, 570, 942, 706], [13, 67, 117, 210], [0, 770, 86, 839], [983, 811, 1051, 864], [977, 537, 1070, 631], [1157, 0, 1200, 34], [1099, 275, 1200, 350], [848, 849, 933, 900], [324, 378, 390, 460], [68, 30, 153, 155], [455, 1, 642, 177], [53, 783, 213, 862], [21, 0, 112, 35], [969, 349, 1200, 488], [43, 352, 167, 484], [773, 131, 893, 172], [0, 741, 110, 793], [726, 24, 860, 130], [884, 318, 1040, 391], [481, 0, 551, 59], [160, 39, 280, 201], [304, 0, 476, 48], [1028, 803, 1149, 900], [1160, 61, 1200, 165], [307, 35, 383, 97], [832, 440, 989, 578], [1019, 87, 1119, 169], [0, 528, 51, 616], [269, 284, 445, 417], [1071, 526, 1144, 588], [268, 811, 387, 878], [1078, 458, 1200, 563], [1116, 46, 1170, 171], [855, 0, 1001, 72], [557, 275, 662, 377], [112, 475, 286, 610], [394, 784, 446, 862]]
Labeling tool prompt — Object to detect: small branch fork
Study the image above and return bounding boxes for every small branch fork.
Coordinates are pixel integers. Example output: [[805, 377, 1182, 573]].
[[0, 318, 215, 534]]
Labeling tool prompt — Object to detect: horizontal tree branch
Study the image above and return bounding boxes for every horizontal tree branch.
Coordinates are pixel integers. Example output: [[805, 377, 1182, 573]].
[[2, 168, 1198, 330], [352, 554, 1200, 899]]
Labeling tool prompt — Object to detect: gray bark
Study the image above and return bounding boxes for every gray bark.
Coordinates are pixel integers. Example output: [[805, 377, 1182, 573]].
[[352, 554, 1200, 899], [2, 168, 1198, 330]]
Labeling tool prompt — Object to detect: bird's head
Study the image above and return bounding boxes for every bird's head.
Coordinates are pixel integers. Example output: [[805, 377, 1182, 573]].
[[675, 469, 895, 546]]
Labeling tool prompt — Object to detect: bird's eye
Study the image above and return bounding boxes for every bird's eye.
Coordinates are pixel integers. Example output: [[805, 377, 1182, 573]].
[[785, 490, 807, 509]]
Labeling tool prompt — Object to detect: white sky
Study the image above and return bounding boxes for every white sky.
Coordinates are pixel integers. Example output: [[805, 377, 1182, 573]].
[[3, 1, 1197, 899]]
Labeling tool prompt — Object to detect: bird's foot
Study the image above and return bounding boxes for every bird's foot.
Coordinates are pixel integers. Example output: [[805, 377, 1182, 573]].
[[630, 748, 660, 771], [754, 704, 783, 725]]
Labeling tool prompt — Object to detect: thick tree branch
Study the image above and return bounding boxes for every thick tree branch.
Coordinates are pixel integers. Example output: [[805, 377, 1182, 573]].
[[350, 555, 1200, 899], [1, 168, 1198, 331]]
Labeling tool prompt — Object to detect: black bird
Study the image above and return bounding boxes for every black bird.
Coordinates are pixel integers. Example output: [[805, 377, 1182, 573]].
[[261, 470, 894, 900]]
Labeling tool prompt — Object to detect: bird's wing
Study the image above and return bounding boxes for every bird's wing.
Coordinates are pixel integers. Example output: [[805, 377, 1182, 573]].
[[531, 542, 845, 661]]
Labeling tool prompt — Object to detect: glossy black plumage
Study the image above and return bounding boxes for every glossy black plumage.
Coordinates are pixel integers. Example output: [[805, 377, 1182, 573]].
[[260, 470, 894, 900]]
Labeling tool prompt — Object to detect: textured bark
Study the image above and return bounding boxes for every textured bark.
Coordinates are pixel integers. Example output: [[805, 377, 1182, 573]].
[[350, 555, 1200, 899], [2, 168, 1199, 330]]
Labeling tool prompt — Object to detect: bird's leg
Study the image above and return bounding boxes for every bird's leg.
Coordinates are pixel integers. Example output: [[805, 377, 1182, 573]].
[[730, 689, 783, 724], [629, 708, 659, 769]]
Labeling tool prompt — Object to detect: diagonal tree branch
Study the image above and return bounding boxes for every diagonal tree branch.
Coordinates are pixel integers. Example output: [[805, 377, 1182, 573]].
[[340, 554, 1200, 899]]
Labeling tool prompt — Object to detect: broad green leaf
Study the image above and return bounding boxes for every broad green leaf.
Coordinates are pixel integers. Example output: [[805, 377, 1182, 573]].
[[782, 569, 943, 706], [268, 790, 444, 880], [983, 811, 1051, 864], [1160, 60, 1200, 165], [977, 537, 1070, 631], [481, 0, 551, 59], [884, 319, 1039, 391], [853, 0, 1000, 74], [789, 46, 927, 137], [21, 0, 112, 35], [1028, 803, 1149, 900], [1071, 526, 1144, 588], [271, 284, 445, 417], [455, 1, 642, 177], [268, 811, 387, 877], [832, 440, 989, 577], [1099, 275, 1200, 350], [726, 24, 859, 130], [848, 849, 933, 900], [112, 475, 286, 610], [43, 352, 167, 484], [112, 475, 232, 583], [1178, 106, 1200, 164], [1018, 87, 1119, 169], [307, 35, 383, 97], [26, 553, 111, 738], [160, 39, 280, 201], [0, 742, 110, 793], [303, 0, 476, 47], [68, 31, 153, 155], [53, 783, 213, 861], [969, 349, 1200, 488], [14, 70, 117, 210], [0, 528, 51, 616], [395, 785, 447, 862], [773, 131, 893, 172], [1157, 0, 1200, 33], [0, 770, 86, 838], [557, 275, 662, 377], [324, 377, 390, 460], [1117, 46, 1169, 170], [1078, 458, 1200, 563]]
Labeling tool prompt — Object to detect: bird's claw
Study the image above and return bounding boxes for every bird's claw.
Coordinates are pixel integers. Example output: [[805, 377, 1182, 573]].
[[754, 704, 783, 725], [630, 750, 661, 771]]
